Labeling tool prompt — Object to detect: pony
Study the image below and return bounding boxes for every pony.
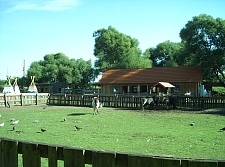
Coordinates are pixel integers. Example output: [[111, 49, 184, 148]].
[[92, 97, 100, 115], [141, 96, 156, 111]]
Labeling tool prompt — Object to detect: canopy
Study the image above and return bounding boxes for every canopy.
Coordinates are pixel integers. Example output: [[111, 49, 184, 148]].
[[152, 82, 175, 88]]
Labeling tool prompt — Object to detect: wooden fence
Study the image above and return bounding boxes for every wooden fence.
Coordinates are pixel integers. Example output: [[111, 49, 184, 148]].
[[0, 137, 224, 167], [48, 94, 225, 109], [1, 93, 225, 109], [0, 93, 49, 107]]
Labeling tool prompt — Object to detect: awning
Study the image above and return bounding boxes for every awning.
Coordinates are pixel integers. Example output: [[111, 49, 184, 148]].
[[152, 82, 175, 88]]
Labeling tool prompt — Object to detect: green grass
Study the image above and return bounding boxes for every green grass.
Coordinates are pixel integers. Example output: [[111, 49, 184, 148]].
[[0, 105, 225, 162]]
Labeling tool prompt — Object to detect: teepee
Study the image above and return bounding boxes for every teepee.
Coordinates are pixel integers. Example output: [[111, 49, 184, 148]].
[[13, 78, 20, 94], [27, 76, 38, 93], [2, 76, 14, 94]]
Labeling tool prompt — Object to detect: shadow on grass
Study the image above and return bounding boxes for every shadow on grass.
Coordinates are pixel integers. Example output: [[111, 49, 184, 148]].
[[67, 113, 92, 116], [197, 108, 225, 116]]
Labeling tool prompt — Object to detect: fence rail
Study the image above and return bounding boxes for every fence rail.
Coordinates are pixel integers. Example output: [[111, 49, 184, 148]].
[[0, 137, 224, 167], [1, 93, 225, 109], [0, 93, 49, 107], [48, 94, 225, 109]]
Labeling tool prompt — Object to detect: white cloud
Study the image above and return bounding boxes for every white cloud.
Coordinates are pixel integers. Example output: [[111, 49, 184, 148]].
[[0, 0, 80, 13]]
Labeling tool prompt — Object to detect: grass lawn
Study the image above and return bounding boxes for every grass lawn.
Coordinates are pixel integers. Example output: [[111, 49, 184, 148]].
[[0, 105, 225, 161]]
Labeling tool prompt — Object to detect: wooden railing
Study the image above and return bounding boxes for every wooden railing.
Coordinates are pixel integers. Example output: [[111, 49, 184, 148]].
[[0, 137, 224, 167], [0, 93, 49, 107], [1, 93, 225, 109], [48, 94, 225, 109]]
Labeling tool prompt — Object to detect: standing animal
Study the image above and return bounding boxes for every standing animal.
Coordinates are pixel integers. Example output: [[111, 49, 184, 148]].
[[142, 96, 155, 111], [92, 97, 100, 115]]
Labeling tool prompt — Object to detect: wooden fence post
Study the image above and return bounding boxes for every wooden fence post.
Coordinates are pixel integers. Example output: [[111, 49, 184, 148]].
[[36, 94, 38, 105], [218, 160, 225, 167], [22, 142, 41, 167], [115, 152, 128, 167], [64, 94, 66, 105], [63, 147, 85, 167], [92, 151, 115, 167], [48, 145, 58, 167], [0, 139, 2, 167], [0, 139, 18, 167], [162, 157, 181, 167], [187, 159, 218, 167], [128, 154, 153, 167]]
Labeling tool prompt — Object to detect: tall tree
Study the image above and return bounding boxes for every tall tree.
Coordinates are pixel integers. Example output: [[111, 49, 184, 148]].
[[148, 41, 183, 67], [76, 58, 94, 89], [27, 53, 95, 88], [93, 26, 151, 74], [180, 14, 225, 86]]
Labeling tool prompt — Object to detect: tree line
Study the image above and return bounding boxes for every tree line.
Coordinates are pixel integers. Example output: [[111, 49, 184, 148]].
[[1, 14, 224, 92]]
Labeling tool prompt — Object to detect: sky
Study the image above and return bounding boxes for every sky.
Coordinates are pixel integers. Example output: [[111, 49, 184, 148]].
[[0, 0, 225, 80]]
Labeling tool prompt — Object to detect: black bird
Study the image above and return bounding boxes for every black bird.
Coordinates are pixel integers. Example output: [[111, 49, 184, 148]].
[[220, 127, 225, 131], [41, 128, 47, 132], [16, 130, 24, 134], [189, 122, 195, 126], [75, 126, 82, 130]]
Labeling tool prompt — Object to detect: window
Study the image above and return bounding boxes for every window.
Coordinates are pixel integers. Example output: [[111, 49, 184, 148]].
[[174, 85, 181, 92], [122, 86, 127, 93], [131, 86, 137, 93], [140, 85, 147, 93]]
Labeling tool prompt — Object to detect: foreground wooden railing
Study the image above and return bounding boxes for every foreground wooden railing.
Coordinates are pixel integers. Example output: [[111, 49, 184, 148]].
[[0, 138, 224, 167]]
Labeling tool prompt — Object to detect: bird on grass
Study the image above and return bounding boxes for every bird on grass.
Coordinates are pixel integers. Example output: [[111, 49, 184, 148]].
[[34, 120, 39, 123], [9, 118, 15, 122], [12, 120, 19, 125], [16, 130, 24, 134], [63, 118, 67, 122], [0, 123, 4, 127], [75, 126, 82, 130], [13, 126, 16, 131], [189, 122, 195, 126], [41, 128, 47, 132], [220, 127, 225, 131]]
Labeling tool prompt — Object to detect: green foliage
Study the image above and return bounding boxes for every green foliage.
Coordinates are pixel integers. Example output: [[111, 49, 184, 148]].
[[0, 79, 5, 92], [76, 59, 95, 89], [93, 26, 151, 74], [27, 53, 95, 88], [180, 14, 225, 85], [148, 40, 183, 67], [0, 106, 224, 159], [17, 77, 29, 93], [212, 87, 225, 96]]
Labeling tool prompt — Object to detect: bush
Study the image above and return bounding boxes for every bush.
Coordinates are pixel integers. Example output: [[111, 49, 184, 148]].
[[212, 87, 225, 96]]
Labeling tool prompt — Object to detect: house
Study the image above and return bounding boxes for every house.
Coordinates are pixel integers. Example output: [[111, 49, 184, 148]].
[[98, 66, 202, 96], [36, 82, 68, 93]]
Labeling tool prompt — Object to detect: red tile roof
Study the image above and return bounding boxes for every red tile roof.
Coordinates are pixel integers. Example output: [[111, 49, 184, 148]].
[[99, 66, 202, 84]]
